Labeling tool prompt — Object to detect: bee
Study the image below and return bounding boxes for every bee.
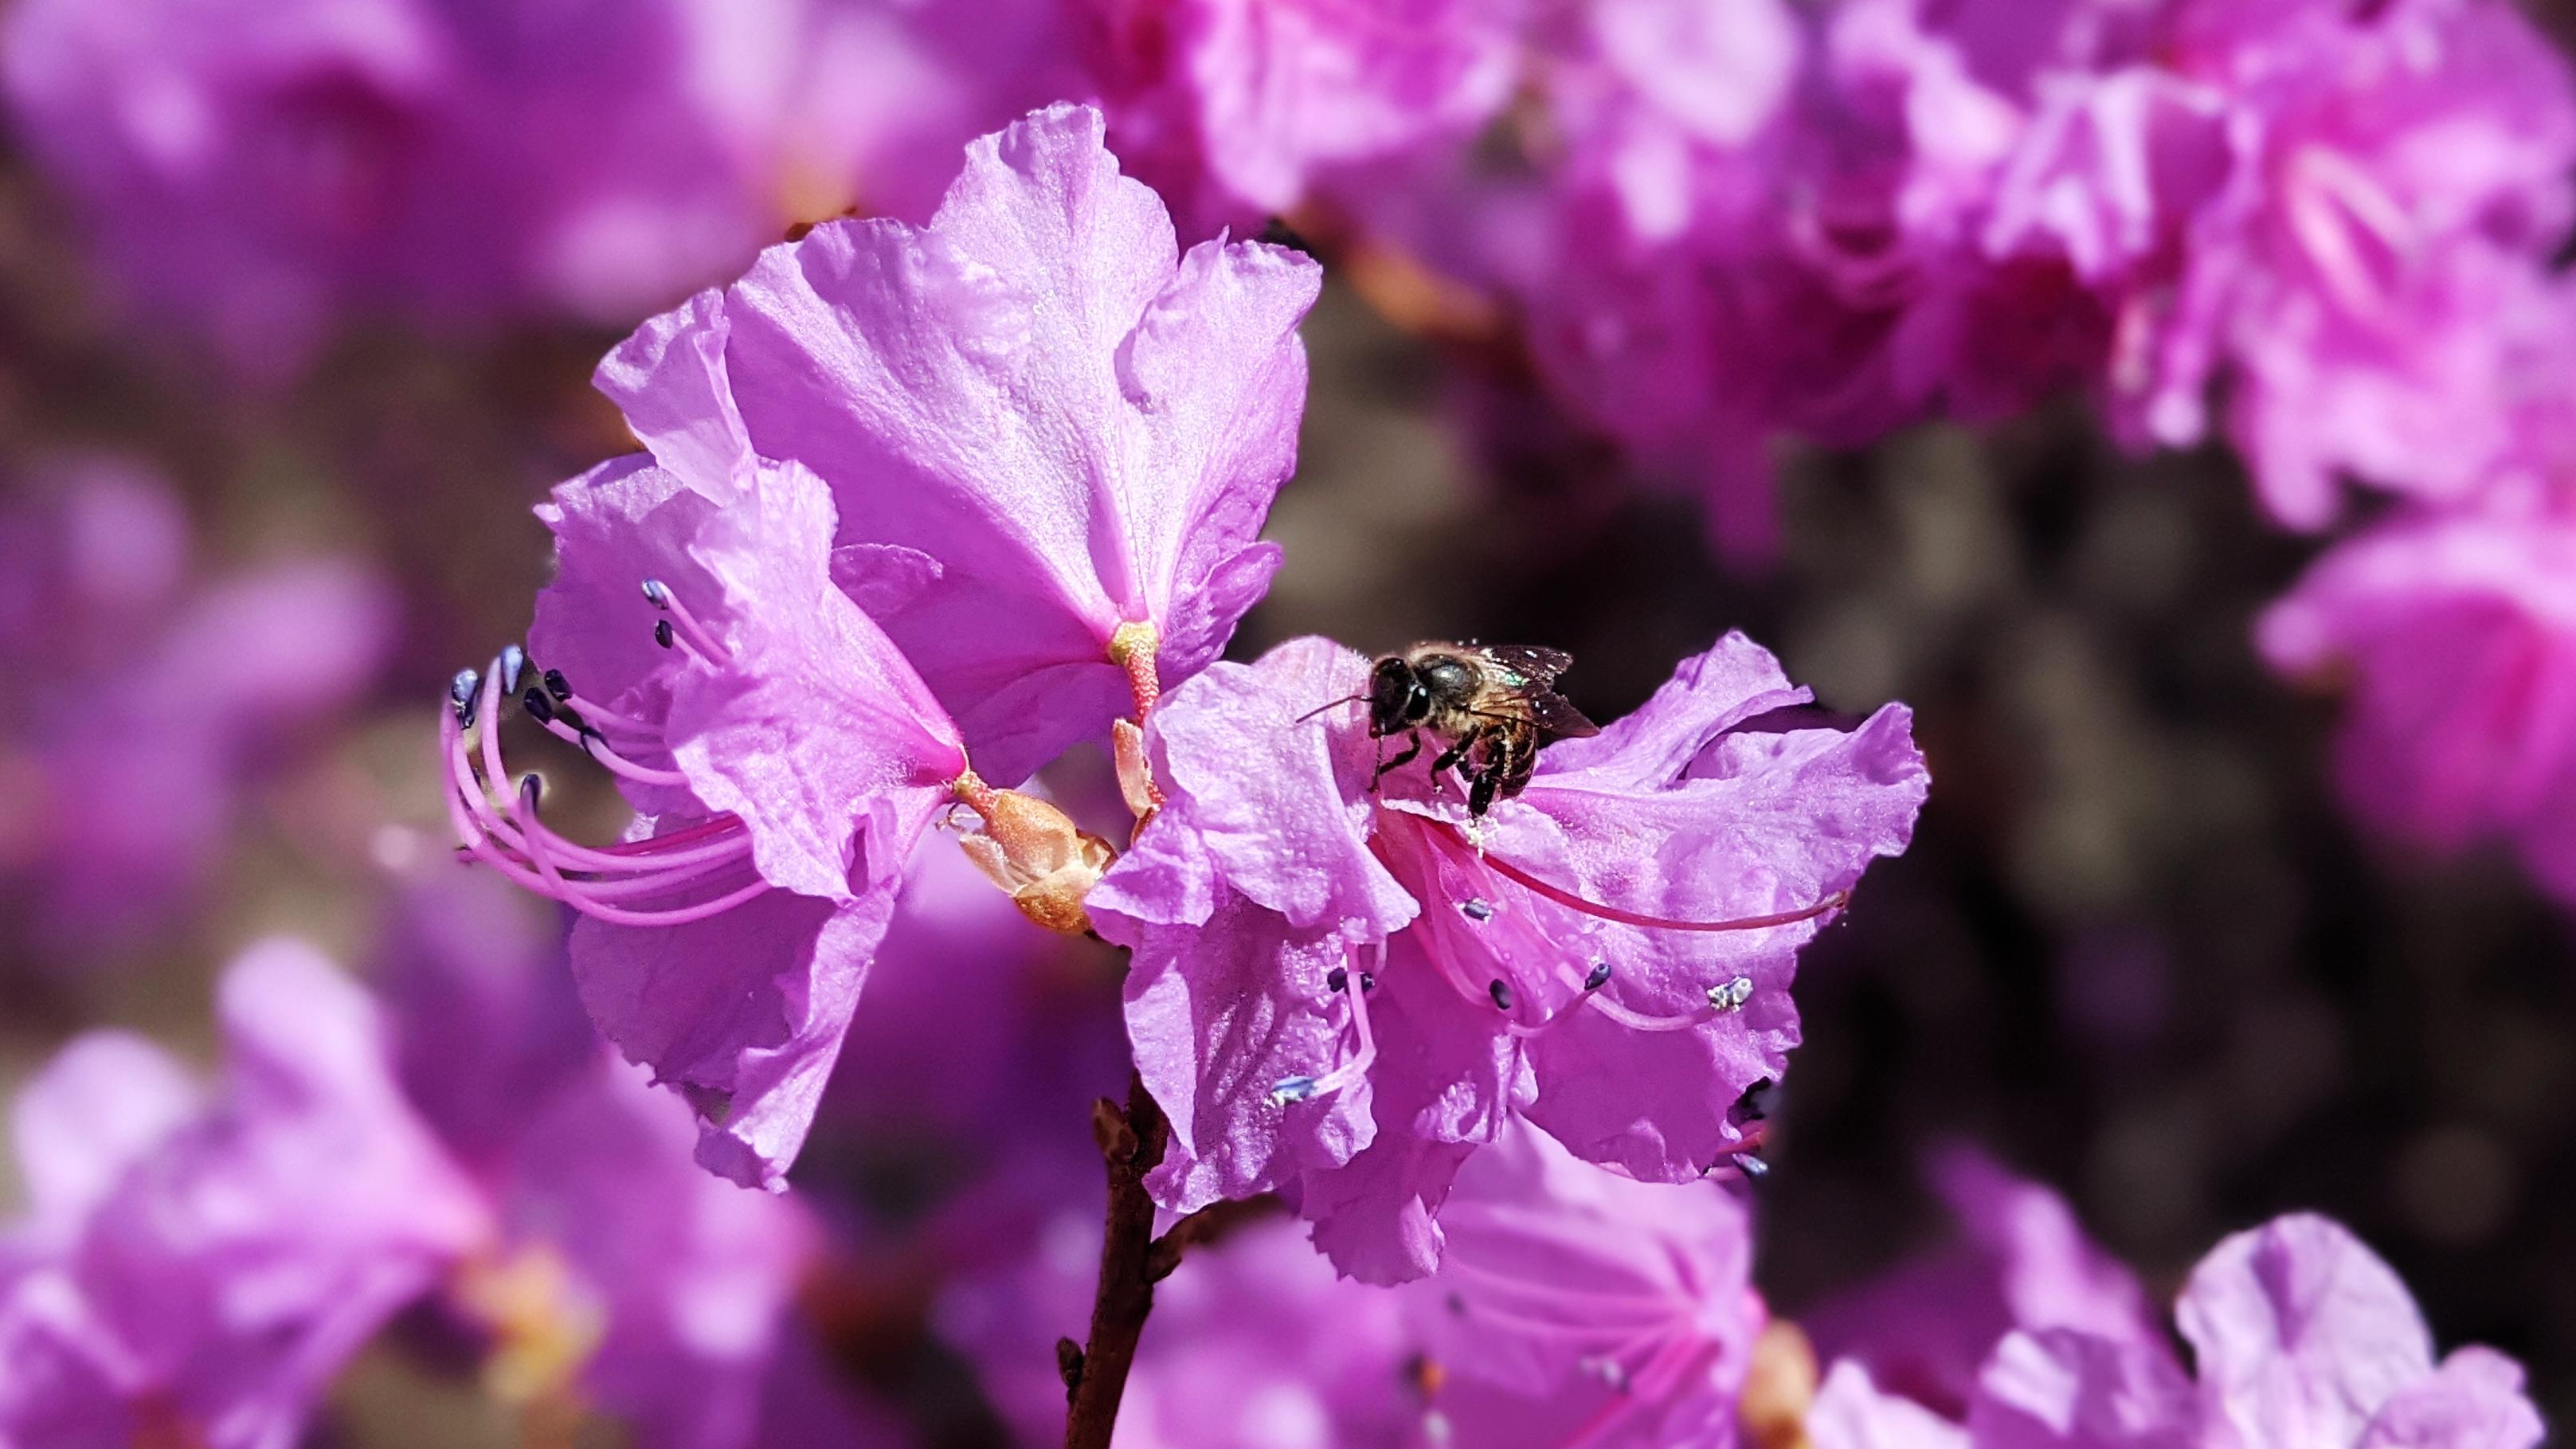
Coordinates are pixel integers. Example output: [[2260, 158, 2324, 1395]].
[[1362, 642, 1600, 817]]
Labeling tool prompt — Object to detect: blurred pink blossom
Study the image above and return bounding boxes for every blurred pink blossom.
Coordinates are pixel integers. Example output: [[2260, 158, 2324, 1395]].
[[0, 460, 393, 958], [1801, 1161, 2543, 1449], [1402, 1119, 1764, 1448], [0, 941, 487, 1449], [0, 887, 900, 1449], [2259, 501, 2576, 905]]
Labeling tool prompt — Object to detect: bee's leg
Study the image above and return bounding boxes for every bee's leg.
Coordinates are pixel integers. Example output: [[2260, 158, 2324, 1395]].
[[1373, 731, 1422, 789], [1467, 766, 1501, 820], [1427, 735, 1475, 795], [1493, 730, 1537, 801]]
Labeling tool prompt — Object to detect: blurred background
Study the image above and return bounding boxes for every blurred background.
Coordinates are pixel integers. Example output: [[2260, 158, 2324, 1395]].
[[0, 0, 2571, 1443]]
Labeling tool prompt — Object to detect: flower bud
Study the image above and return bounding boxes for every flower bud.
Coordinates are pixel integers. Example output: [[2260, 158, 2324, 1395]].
[[952, 775, 1118, 935]]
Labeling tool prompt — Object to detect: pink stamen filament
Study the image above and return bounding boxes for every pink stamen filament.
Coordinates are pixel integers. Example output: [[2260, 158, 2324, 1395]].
[[652, 583, 733, 667], [559, 689, 655, 735], [1473, 848, 1849, 935], [534, 713, 691, 788], [447, 715, 748, 875], [1274, 944, 1384, 1106], [443, 657, 772, 926], [506, 777, 770, 926], [1579, 995, 1721, 1034]]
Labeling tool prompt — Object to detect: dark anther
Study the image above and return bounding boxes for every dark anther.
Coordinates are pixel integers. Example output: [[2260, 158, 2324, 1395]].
[[542, 668, 573, 701], [518, 773, 543, 808], [654, 618, 675, 649], [1584, 961, 1613, 992], [1459, 898, 1494, 922], [498, 644, 527, 695], [1738, 1077, 1778, 1122], [449, 669, 480, 726], [1488, 979, 1513, 1011], [641, 578, 671, 608], [1327, 966, 1349, 993], [1736, 1154, 1769, 1180], [521, 687, 555, 726]]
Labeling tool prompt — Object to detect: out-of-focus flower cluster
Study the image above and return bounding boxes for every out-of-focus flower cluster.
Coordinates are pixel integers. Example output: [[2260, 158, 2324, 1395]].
[[1801, 1153, 2544, 1449]]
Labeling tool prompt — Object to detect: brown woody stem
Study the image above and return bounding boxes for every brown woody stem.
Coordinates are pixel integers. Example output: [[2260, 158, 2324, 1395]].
[[1145, 1194, 1282, 1283], [1063, 1071, 1170, 1449]]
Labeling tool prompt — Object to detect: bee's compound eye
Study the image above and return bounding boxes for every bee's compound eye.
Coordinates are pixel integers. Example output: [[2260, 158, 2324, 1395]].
[[1367, 658, 1416, 730]]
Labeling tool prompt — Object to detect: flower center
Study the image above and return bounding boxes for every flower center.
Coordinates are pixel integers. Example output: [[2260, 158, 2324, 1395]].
[[453, 1244, 606, 1416]]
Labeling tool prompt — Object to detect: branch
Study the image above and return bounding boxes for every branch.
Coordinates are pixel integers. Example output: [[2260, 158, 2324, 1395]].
[[1145, 1194, 1282, 1283], [1063, 1071, 1170, 1449]]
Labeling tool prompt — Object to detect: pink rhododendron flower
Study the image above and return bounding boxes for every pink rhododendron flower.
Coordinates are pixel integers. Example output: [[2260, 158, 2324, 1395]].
[[446, 456, 971, 1189], [2120, 0, 2576, 527], [1808, 1362, 1971, 1449], [1090, 632, 1926, 1282], [2, 887, 898, 1449], [1403, 1119, 1764, 1448], [1803, 1147, 2160, 1420], [0, 460, 392, 957], [1082, 0, 1525, 233], [601, 101, 1322, 785], [1967, 1215, 2544, 1449], [376, 869, 898, 1449], [1800, 1164, 2543, 1449], [0, 941, 487, 1449], [781, 0, 1086, 227], [1433, 0, 2572, 558], [448, 104, 1316, 1189], [2257, 503, 2576, 905]]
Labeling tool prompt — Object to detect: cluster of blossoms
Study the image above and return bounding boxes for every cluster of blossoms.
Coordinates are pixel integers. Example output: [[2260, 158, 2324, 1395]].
[[440, 100, 1928, 1282], [0, 871, 902, 1448], [1472, 0, 2576, 903], [0, 0, 1078, 372], [0, 0, 1508, 374], [0, 459, 390, 955]]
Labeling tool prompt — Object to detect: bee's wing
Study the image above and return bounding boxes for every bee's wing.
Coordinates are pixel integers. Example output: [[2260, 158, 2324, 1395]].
[[1478, 644, 1576, 683], [1527, 690, 1601, 739]]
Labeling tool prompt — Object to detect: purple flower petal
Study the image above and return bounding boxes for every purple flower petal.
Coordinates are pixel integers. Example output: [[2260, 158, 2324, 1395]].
[[1967, 1328, 2198, 1449], [2175, 1213, 2441, 1447], [602, 103, 1323, 784]]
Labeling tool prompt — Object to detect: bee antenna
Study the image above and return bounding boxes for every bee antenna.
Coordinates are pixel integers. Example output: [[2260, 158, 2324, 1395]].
[[1294, 693, 1369, 725]]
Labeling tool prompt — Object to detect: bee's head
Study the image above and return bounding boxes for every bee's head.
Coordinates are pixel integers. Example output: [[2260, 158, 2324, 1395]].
[[1368, 655, 1429, 736]]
